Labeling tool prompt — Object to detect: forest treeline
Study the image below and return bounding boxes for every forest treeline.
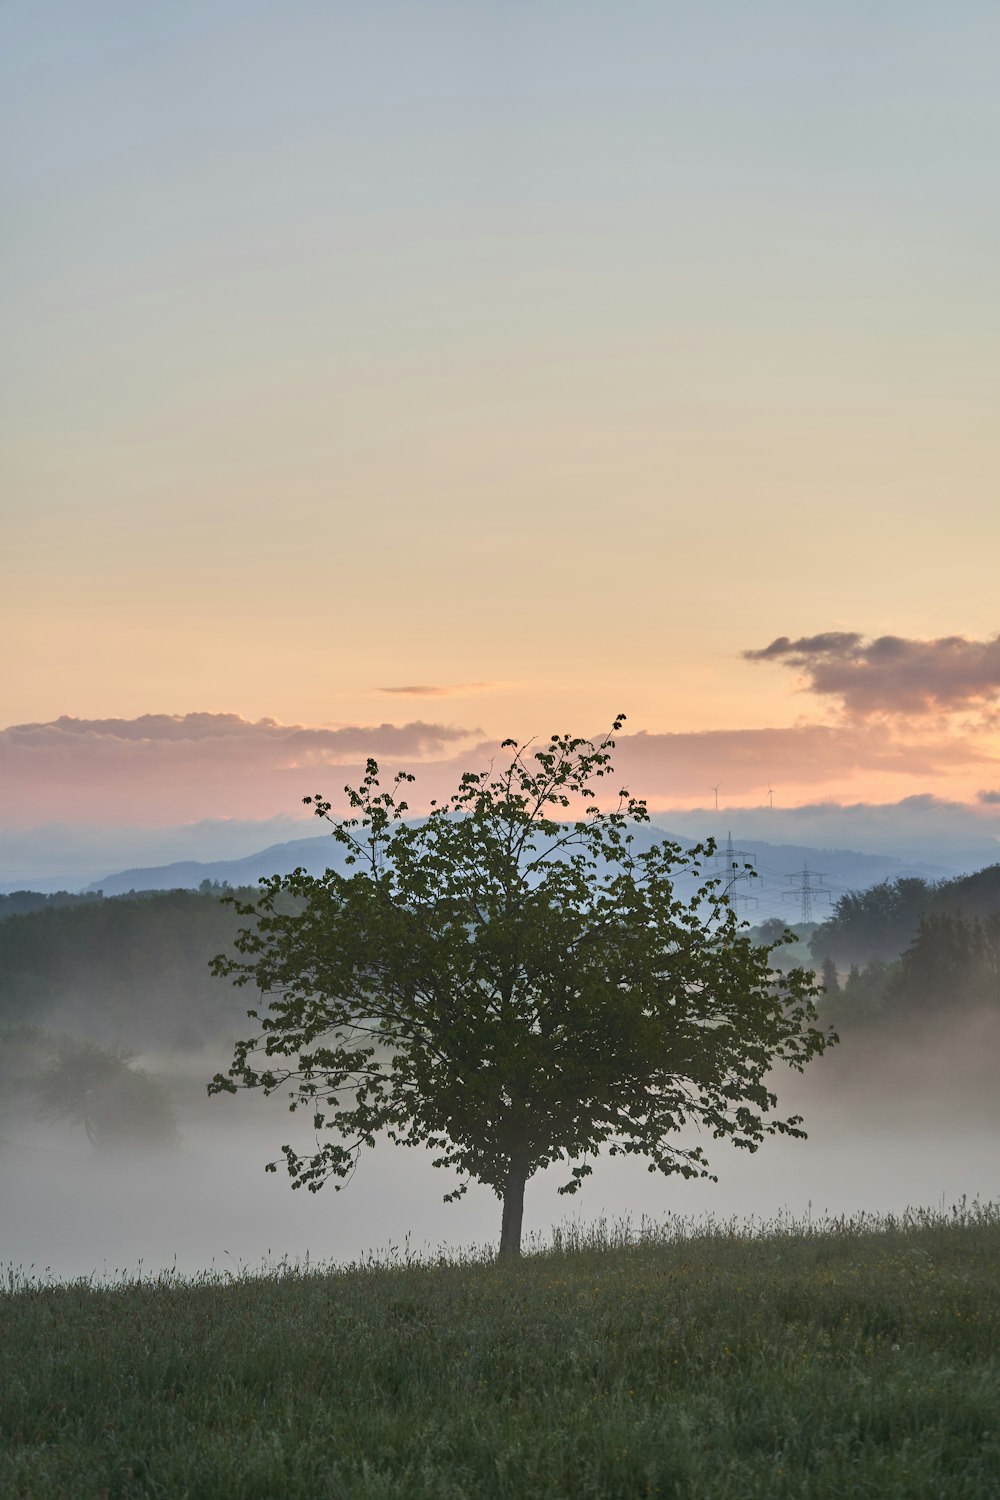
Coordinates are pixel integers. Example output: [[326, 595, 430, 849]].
[[0, 889, 104, 919], [809, 864, 1000, 964], [1, 867, 999, 1059], [0, 884, 261, 1051], [807, 863, 1000, 1024], [2, 867, 998, 1156]]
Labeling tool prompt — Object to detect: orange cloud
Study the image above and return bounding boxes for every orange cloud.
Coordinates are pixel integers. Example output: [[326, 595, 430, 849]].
[[0, 714, 481, 826], [3, 711, 998, 831], [602, 723, 999, 815]]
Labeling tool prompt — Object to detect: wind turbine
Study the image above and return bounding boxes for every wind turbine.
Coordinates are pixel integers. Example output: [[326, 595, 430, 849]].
[[710, 784, 720, 812], [766, 783, 775, 809]]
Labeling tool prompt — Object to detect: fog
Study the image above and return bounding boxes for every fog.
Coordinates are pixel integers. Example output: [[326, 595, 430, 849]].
[[3, 1016, 997, 1284]]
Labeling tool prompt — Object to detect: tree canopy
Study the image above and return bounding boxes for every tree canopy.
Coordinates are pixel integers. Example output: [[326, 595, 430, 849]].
[[810, 877, 933, 966], [885, 909, 1000, 1017], [210, 718, 835, 1256], [0, 1023, 179, 1150], [810, 864, 1000, 969], [0, 888, 257, 1049]]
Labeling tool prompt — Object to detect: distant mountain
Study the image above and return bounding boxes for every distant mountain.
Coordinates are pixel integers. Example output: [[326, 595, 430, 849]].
[[86, 824, 957, 917], [85, 835, 355, 896]]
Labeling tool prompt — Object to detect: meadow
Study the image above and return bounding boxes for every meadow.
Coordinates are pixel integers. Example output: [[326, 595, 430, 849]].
[[2, 1203, 997, 1500]]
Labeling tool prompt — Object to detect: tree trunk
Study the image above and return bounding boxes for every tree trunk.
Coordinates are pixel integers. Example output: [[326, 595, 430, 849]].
[[498, 1151, 530, 1259]]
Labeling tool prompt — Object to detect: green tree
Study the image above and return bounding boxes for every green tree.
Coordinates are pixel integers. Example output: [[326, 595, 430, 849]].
[[0, 888, 256, 1048], [210, 719, 835, 1257], [886, 910, 989, 1016], [820, 956, 840, 997], [834, 957, 891, 1021], [34, 1035, 179, 1149], [982, 911, 1000, 1008], [811, 877, 932, 967]]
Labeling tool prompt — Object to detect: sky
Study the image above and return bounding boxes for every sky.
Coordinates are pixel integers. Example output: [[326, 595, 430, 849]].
[[4, 3, 1000, 881]]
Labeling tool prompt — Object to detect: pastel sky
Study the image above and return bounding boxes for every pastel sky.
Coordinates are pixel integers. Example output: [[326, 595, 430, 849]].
[[4, 3, 1000, 871]]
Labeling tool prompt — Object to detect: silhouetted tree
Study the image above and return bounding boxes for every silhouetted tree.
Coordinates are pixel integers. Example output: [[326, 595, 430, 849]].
[[34, 1035, 179, 1149], [811, 877, 932, 966], [754, 918, 791, 946], [885, 910, 999, 1016], [820, 956, 840, 997], [211, 718, 835, 1258], [837, 957, 891, 1018], [982, 911, 1000, 1007]]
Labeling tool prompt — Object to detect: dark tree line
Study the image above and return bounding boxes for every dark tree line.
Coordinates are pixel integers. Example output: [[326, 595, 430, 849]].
[[810, 864, 1000, 968], [0, 890, 104, 920], [821, 908, 1000, 1024], [810, 877, 932, 966], [0, 887, 262, 1050], [3, 860, 1000, 1065]]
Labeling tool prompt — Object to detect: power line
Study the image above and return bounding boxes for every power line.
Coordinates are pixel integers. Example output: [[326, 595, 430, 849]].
[[782, 865, 832, 925], [716, 830, 759, 913]]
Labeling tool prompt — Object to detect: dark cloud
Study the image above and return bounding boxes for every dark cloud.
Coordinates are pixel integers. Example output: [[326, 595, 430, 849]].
[[744, 633, 863, 662], [976, 789, 1000, 805], [744, 632, 1000, 715]]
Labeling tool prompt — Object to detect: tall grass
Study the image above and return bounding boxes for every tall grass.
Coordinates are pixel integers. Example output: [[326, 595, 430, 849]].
[[3, 1202, 998, 1499]]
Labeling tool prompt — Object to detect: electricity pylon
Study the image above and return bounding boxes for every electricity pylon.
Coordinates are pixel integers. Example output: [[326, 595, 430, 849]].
[[716, 830, 758, 913], [782, 865, 830, 925]]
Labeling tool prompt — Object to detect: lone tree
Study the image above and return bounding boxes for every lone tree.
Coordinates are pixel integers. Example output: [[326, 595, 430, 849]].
[[210, 717, 835, 1257], [35, 1035, 179, 1150]]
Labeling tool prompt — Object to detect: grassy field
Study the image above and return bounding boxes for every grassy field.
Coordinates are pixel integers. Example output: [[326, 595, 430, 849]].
[[2, 1204, 998, 1500]]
